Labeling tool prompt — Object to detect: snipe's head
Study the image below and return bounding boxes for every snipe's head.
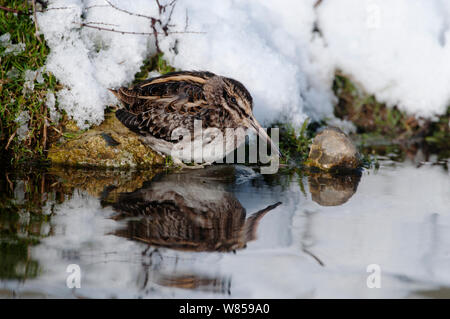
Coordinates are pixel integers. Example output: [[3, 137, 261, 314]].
[[205, 76, 282, 157]]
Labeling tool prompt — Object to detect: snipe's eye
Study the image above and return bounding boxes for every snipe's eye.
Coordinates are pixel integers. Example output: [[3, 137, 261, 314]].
[[231, 97, 237, 104]]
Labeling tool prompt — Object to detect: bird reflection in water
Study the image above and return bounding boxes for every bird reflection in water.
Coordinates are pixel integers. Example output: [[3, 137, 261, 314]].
[[104, 167, 281, 294], [109, 167, 281, 251]]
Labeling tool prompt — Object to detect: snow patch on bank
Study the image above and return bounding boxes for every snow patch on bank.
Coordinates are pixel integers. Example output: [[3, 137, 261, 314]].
[[37, 0, 450, 129], [159, 0, 334, 125], [15, 111, 31, 141], [0, 33, 26, 56], [317, 0, 450, 118], [37, 0, 163, 128]]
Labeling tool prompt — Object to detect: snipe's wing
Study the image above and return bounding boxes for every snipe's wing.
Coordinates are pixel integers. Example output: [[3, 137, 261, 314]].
[[111, 71, 219, 142]]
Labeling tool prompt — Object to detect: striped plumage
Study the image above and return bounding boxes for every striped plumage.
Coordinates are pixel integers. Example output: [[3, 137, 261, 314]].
[[110, 169, 282, 252], [110, 71, 280, 164]]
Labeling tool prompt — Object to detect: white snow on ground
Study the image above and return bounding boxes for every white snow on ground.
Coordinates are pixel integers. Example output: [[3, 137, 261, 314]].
[[37, 0, 163, 128], [14, 111, 31, 141], [159, 0, 333, 125], [37, 0, 450, 129], [317, 0, 450, 119], [0, 33, 26, 56]]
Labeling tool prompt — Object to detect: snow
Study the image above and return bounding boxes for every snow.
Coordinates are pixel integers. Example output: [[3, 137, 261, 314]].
[[0, 33, 25, 56], [37, 0, 162, 128], [46, 91, 60, 123], [159, 0, 332, 125], [6, 67, 20, 80], [15, 111, 30, 141], [37, 0, 450, 129], [22, 68, 45, 95], [317, 0, 450, 118]]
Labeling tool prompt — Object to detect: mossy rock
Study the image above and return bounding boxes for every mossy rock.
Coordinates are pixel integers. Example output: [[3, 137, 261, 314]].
[[48, 112, 165, 169], [307, 127, 361, 171]]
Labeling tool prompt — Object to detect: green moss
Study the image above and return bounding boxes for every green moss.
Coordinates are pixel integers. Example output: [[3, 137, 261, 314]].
[[132, 52, 176, 84], [0, 1, 61, 168], [333, 73, 411, 136], [333, 72, 450, 159], [425, 106, 450, 158], [273, 119, 312, 164], [333, 72, 449, 142]]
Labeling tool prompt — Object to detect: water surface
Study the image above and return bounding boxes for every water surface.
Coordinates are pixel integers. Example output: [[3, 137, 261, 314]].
[[0, 152, 449, 298]]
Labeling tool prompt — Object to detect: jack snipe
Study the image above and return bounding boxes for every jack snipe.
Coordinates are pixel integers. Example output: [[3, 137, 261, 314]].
[[110, 71, 280, 164]]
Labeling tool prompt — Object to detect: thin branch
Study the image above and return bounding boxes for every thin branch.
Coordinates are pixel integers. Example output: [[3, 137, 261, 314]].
[[43, 6, 77, 12], [84, 21, 120, 27], [104, 0, 155, 20], [302, 247, 325, 267], [163, 0, 177, 35], [84, 4, 109, 10], [80, 22, 203, 36], [79, 23, 158, 35], [0, 5, 26, 14], [102, 0, 180, 51], [155, 0, 164, 14]]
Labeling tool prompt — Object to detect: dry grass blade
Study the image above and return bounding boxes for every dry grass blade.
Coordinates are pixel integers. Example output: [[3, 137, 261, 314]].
[[5, 129, 17, 150], [32, 0, 42, 43]]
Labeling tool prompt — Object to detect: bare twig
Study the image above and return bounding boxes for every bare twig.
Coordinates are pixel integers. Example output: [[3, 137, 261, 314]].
[[314, 0, 323, 8], [19, 0, 200, 53], [80, 22, 203, 36], [102, 0, 179, 52], [302, 247, 325, 266], [80, 23, 159, 35], [0, 5, 25, 14], [84, 4, 109, 10], [84, 21, 120, 27], [104, 0, 155, 20], [5, 129, 17, 150], [0, 3, 71, 14], [155, 0, 164, 14], [162, 0, 177, 35], [43, 6, 77, 12]]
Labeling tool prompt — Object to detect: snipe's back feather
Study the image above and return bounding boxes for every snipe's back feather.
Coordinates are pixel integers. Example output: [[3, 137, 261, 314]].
[[114, 72, 208, 140]]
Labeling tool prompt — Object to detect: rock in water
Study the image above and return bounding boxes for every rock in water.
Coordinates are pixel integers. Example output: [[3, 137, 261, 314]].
[[307, 127, 360, 171], [48, 112, 165, 169]]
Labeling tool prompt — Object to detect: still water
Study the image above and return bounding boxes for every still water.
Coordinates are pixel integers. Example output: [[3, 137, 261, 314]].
[[0, 151, 449, 298]]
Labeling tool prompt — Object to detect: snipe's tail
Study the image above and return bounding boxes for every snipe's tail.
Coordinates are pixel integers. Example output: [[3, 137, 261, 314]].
[[108, 87, 138, 108]]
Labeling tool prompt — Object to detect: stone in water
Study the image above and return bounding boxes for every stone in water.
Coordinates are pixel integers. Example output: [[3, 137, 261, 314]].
[[307, 127, 360, 171]]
